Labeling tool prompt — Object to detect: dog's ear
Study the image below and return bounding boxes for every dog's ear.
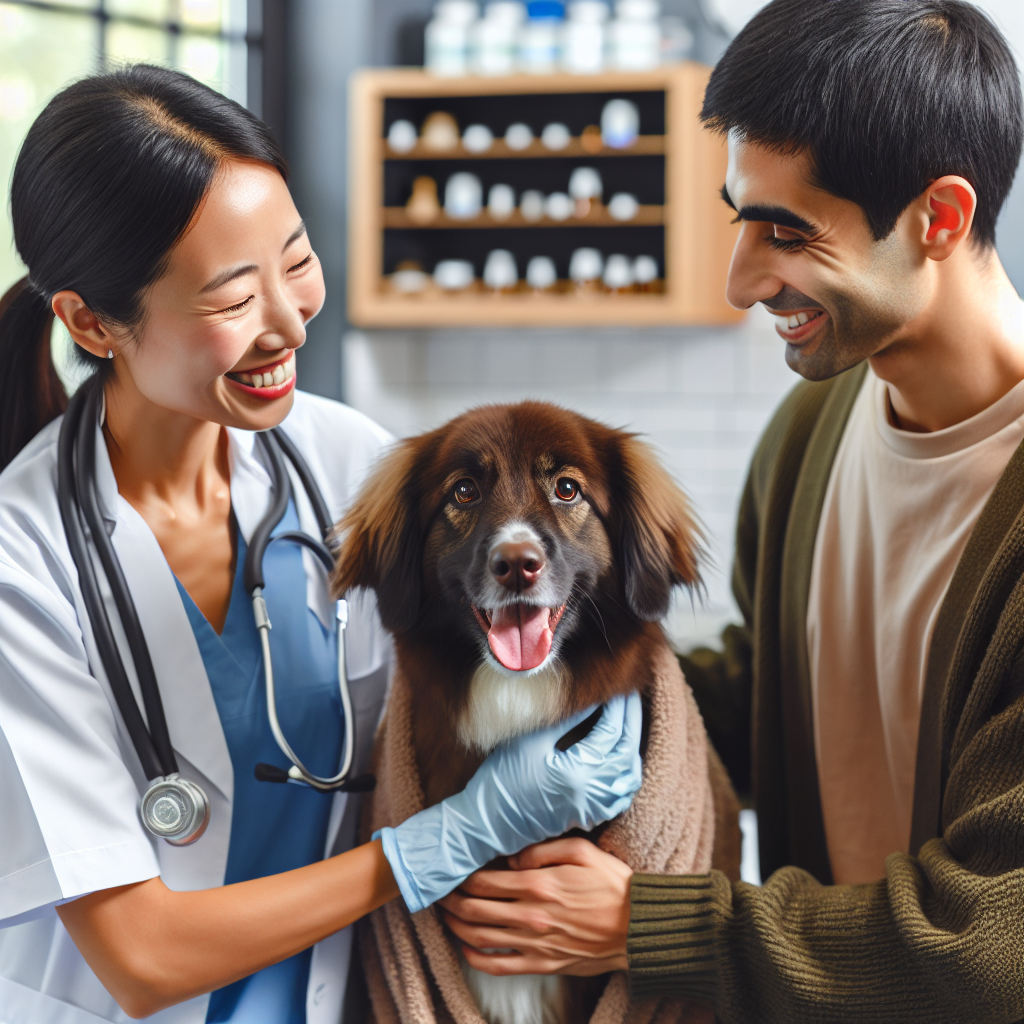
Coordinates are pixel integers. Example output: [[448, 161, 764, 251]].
[[331, 439, 424, 634], [611, 433, 703, 621]]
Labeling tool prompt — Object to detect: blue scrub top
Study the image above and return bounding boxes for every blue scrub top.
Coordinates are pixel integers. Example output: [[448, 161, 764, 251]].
[[175, 500, 343, 1024]]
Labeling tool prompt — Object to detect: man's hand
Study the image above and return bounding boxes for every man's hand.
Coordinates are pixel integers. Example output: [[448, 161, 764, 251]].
[[438, 837, 633, 977]]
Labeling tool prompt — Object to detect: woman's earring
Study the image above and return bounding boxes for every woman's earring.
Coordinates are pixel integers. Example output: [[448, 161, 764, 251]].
[[106, 349, 114, 359]]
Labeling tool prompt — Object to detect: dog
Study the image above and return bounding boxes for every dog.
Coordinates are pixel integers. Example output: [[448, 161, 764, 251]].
[[334, 401, 740, 1024]]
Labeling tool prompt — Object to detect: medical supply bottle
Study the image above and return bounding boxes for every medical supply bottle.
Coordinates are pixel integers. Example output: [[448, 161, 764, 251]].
[[471, 1, 527, 75], [608, 0, 660, 70], [518, 1, 565, 74], [426, 0, 480, 76], [561, 1, 609, 74]]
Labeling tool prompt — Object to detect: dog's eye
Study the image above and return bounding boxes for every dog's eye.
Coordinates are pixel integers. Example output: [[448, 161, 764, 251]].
[[453, 479, 480, 504], [555, 478, 579, 501]]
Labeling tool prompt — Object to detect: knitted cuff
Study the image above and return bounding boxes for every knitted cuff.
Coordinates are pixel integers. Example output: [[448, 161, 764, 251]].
[[628, 873, 718, 1004]]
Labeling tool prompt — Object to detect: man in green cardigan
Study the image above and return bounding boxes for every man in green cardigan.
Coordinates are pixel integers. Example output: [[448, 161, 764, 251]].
[[440, 0, 1024, 1019]]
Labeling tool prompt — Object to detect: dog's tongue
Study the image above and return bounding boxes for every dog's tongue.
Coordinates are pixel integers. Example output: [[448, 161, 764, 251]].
[[488, 605, 553, 671]]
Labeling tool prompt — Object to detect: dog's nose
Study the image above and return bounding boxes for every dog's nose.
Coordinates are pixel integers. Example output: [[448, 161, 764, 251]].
[[489, 540, 545, 592]]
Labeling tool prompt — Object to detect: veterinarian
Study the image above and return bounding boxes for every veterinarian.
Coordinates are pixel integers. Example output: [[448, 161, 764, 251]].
[[439, 1, 1024, 1020], [0, 66, 644, 1024]]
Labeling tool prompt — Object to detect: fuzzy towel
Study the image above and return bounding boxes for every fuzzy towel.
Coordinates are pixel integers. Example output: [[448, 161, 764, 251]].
[[361, 644, 720, 1024]]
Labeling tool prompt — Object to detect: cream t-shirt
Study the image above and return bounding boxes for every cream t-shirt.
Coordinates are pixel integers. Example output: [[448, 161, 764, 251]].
[[807, 367, 1024, 884]]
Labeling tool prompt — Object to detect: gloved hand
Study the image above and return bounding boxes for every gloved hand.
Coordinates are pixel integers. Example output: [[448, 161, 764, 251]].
[[376, 691, 643, 914]]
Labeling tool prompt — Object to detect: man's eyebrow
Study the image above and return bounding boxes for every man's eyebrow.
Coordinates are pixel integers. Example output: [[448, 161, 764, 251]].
[[284, 222, 307, 251], [200, 263, 257, 294], [719, 186, 817, 233]]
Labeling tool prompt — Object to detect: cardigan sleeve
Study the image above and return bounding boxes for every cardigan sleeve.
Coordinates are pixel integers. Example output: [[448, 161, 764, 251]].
[[629, 642, 1024, 1023]]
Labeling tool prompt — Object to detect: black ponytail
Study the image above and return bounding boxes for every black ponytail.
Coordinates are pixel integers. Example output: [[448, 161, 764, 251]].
[[0, 64, 287, 472]]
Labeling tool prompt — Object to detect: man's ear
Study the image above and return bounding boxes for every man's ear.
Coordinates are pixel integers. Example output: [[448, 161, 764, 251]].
[[610, 433, 703, 621], [331, 439, 425, 634], [918, 176, 977, 261]]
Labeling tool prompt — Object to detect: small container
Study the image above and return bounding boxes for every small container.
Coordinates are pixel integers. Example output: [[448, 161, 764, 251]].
[[518, 0, 564, 73], [391, 266, 430, 294], [526, 255, 558, 290], [470, 1, 526, 74], [601, 98, 640, 148], [545, 192, 574, 220], [425, 0, 480, 76], [462, 124, 494, 152], [444, 172, 484, 219], [603, 253, 634, 290], [421, 111, 461, 151], [541, 122, 571, 150], [568, 166, 603, 199], [434, 259, 476, 290], [569, 247, 603, 285], [633, 254, 659, 287], [561, 0, 608, 73], [387, 120, 418, 153], [488, 183, 517, 220], [505, 122, 534, 150], [607, 0, 660, 71], [608, 192, 639, 220], [484, 249, 519, 290], [407, 177, 441, 224], [520, 189, 546, 222]]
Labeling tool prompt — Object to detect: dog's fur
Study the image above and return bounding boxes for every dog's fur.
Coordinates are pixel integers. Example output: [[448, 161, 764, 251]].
[[334, 401, 738, 1024]]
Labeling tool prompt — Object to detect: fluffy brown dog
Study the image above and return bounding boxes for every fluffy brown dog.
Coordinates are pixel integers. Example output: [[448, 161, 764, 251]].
[[334, 401, 739, 1024]]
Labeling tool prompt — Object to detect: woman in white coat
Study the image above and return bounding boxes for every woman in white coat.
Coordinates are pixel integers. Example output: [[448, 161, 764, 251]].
[[0, 67, 643, 1024]]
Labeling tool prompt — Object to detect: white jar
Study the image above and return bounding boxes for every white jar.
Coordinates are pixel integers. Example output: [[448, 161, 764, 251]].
[[434, 259, 476, 290], [526, 256, 558, 289], [425, 0, 479, 77], [484, 249, 519, 289], [561, 1, 608, 74], [601, 98, 640, 148], [520, 189, 546, 222], [444, 172, 484, 218], [607, 0, 660, 71], [569, 247, 603, 283], [518, 1, 564, 74], [603, 253, 634, 289], [470, 1, 526, 74], [488, 183, 517, 219]]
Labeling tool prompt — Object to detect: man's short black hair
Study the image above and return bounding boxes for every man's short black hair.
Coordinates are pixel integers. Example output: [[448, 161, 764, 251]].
[[702, 0, 1023, 246]]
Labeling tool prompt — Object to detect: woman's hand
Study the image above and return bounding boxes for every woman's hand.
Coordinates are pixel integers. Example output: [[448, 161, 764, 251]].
[[56, 839, 399, 1019], [439, 838, 633, 976], [377, 692, 643, 914]]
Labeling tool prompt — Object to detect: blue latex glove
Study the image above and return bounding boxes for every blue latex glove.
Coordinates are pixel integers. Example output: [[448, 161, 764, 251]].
[[376, 691, 643, 914]]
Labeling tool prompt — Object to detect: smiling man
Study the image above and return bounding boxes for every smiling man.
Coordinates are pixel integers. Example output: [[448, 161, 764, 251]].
[[439, 1, 1024, 1020]]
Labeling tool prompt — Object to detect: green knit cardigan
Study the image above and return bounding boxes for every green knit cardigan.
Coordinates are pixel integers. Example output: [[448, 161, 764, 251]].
[[628, 363, 1024, 1022]]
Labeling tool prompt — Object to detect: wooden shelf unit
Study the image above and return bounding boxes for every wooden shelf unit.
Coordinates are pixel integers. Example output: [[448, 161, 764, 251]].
[[348, 67, 742, 327]]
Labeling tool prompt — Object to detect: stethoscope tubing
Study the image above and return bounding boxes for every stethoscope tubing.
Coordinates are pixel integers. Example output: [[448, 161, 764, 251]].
[[56, 378, 363, 847]]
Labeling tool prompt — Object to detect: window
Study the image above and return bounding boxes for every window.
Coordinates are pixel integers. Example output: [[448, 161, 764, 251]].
[[0, 0, 256, 295]]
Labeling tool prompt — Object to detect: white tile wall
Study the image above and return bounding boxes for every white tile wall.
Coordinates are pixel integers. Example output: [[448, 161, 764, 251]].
[[342, 304, 798, 650]]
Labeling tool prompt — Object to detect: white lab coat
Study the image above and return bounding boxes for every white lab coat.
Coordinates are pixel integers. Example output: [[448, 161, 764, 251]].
[[0, 390, 393, 1024]]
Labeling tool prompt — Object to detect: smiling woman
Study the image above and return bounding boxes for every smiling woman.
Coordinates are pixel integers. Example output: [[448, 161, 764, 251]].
[[0, 66, 642, 1024]]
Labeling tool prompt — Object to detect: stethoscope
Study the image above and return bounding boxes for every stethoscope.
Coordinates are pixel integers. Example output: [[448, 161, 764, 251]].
[[57, 380, 373, 847]]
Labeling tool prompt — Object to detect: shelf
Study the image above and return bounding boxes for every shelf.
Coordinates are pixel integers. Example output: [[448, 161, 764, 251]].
[[383, 204, 665, 229], [363, 290, 678, 328], [348, 66, 745, 327], [383, 135, 666, 160]]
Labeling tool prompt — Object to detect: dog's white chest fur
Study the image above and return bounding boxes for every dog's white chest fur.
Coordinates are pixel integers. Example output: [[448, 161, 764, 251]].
[[456, 657, 569, 1024], [457, 658, 564, 752]]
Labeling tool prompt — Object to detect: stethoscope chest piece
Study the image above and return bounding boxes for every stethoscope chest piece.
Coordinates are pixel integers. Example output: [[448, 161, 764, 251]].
[[140, 775, 210, 846]]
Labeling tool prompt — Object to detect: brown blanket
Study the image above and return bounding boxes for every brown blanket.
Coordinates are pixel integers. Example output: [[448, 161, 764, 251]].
[[361, 645, 722, 1024]]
